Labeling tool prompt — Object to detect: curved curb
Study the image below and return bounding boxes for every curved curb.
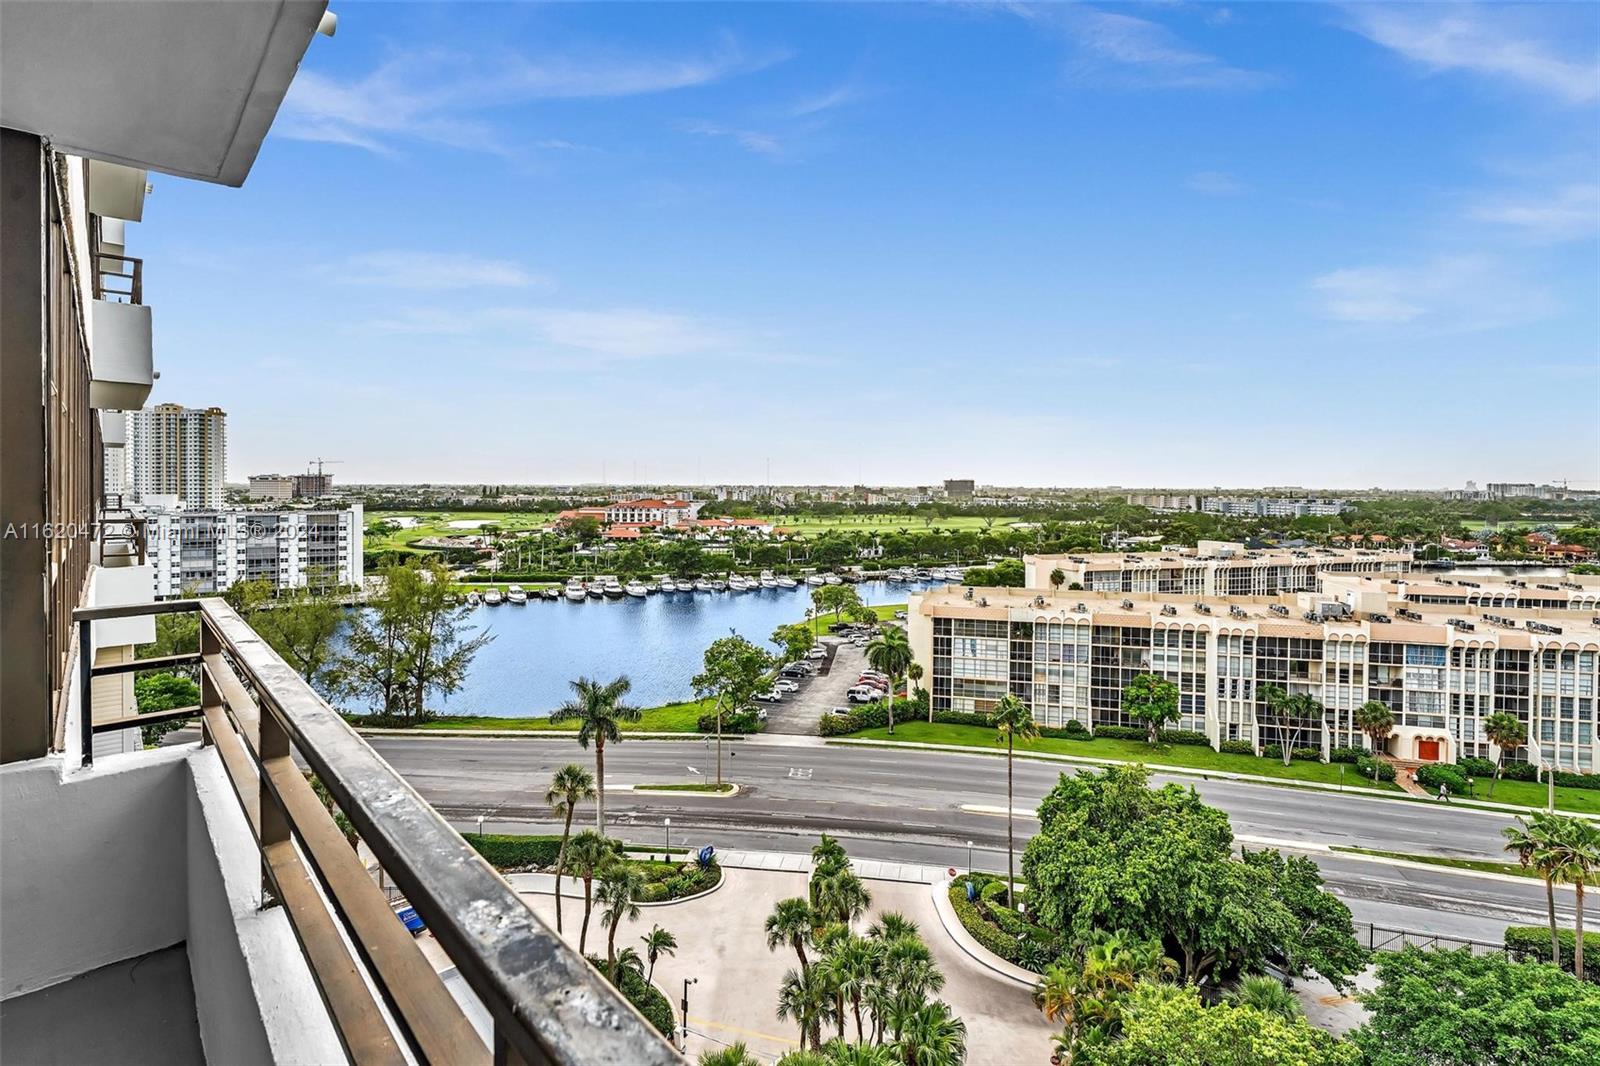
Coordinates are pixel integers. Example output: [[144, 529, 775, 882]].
[[635, 866, 726, 909], [624, 783, 743, 799], [928, 878, 1039, 990]]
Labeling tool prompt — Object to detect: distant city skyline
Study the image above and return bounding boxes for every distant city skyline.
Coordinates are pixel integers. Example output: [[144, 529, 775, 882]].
[[133, 2, 1598, 488]]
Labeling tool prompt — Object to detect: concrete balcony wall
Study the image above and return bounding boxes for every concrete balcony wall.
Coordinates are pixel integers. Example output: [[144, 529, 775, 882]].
[[90, 563, 155, 648], [88, 299, 153, 411], [100, 409, 126, 448]]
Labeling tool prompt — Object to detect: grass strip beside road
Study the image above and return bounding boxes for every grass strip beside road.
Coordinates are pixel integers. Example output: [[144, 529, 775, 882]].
[[1465, 777, 1600, 816], [1330, 845, 1535, 879], [418, 698, 711, 733], [846, 721, 1403, 790], [634, 782, 735, 793]]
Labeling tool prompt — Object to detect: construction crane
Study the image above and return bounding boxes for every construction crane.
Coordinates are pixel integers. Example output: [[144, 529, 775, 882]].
[[307, 457, 343, 478]]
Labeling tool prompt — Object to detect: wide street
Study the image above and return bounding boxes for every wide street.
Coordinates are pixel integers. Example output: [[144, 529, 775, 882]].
[[370, 731, 1589, 945]]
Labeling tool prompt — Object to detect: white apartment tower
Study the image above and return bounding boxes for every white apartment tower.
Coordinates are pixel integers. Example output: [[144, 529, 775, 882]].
[[124, 403, 227, 509]]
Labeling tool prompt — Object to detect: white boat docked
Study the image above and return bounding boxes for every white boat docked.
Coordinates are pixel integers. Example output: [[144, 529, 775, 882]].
[[603, 579, 625, 598], [659, 578, 678, 592], [483, 589, 504, 606], [824, 573, 843, 585], [587, 584, 605, 599], [466, 591, 482, 606], [759, 571, 778, 588], [624, 580, 648, 598], [693, 578, 712, 592], [506, 584, 528, 605], [542, 588, 560, 600], [565, 580, 587, 602], [805, 574, 827, 587], [710, 579, 728, 592], [777, 576, 798, 589]]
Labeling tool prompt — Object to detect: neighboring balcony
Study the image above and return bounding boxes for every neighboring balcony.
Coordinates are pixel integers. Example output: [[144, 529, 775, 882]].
[[0, 597, 678, 1066], [88, 256, 152, 410]]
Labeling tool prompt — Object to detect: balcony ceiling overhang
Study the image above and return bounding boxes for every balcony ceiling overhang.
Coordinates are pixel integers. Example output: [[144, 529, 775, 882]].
[[0, 1, 327, 187]]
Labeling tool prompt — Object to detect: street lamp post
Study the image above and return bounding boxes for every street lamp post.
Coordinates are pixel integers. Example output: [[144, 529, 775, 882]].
[[664, 817, 671, 860], [680, 977, 698, 1050], [967, 840, 974, 876], [476, 814, 485, 836]]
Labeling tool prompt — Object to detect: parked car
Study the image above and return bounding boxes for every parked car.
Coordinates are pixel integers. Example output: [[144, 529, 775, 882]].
[[829, 706, 854, 717], [805, 647, 827, 660], [774, 679, 799, 693], [755, 689, 782, 702], [847, 687, 881, 703]]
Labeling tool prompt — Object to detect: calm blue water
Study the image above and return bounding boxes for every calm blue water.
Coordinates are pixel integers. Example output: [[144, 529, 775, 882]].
[[420, 580, 935, 717]]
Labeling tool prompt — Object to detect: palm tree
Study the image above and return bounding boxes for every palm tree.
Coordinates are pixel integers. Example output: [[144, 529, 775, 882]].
[[549, 675, 641, 833], [1483, 711, 1527, 798], [566, 830, 617, 955], [865, 627, 913, 732], [612, 945, 645, 979], [545, 763, 595, 934], [1227, 975, 1301, 1019], [1049, 567, 1066, 597], [905, 662, 924, 699], [815, 870, 872, 927], [1541, 814, 1599, 977], [818, 1040, 896, 1065], [826, 935, 878, 1044], [867, 912, 919, 943], [598, 865, 644, 980], [767, 897, 817, 977], [777, 966, 836, 1051], [1353, 701, 1394, 758], [890, 1000, 966, 1066], [698, 1042, 761, 1066], [880, 936, 945, 1041], [989, 693, 1039, 909], [641, 924, 677, 985], [1504, 813, 1563, 963]]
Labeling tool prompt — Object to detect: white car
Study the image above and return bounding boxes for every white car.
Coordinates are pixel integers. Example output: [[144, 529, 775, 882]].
[[805, 647, 827, 660], [774, 679, 800, 693], [754, 689, 783, 702], [848, 686, 885, 703]]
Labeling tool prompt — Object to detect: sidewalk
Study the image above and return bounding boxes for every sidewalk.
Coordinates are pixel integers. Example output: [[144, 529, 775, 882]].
[[717, 849, 950, 884]]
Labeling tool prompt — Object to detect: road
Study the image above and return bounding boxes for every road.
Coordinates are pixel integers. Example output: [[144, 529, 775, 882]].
[[370, 733, 1588, 944]]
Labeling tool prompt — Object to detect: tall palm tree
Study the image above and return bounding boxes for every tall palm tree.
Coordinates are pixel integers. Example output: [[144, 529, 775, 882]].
[[826, 934, 878, 1044], [598, 865, 644, 980], [612, 945, 645, 979], [767, 897, 817, 977], [905, 662, 924, 700], [1483, 711, 1527, 798], [865, 628, 914, 732], [880, 937, 945, 1041], [989, 693, 1039, 909], [1504, 813, 1563, 962], [545, 763, 595, 934], [641, 924, 677, 985], [1353, 701, 1394, 758], [566, 830, 617, 956], [816, 870, 873, 928], [777, 966, 836, 1051], [549, 675, 641, 833], [818, 1040, 896, 1065], [1541, 814, 1599, 977], [867, 912, 919, 944], [890, 1000, 966, 1066], [1227, 975, 1301, 1019]]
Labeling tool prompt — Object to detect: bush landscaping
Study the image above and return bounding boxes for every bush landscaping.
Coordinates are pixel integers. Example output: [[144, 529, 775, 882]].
[[948, 873, 1062, 972], [463, 832, 720, 901], [586, 954, 674, 1035], [1505, 926, 1600, 983]]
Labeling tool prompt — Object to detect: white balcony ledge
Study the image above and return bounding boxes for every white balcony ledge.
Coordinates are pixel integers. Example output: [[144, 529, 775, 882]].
[[88, 300, 153, 411], [99, 409, 126, 448]]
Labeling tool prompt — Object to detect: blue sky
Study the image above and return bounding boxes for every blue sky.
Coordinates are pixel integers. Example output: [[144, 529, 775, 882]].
[[136, 2, 1599, 489]]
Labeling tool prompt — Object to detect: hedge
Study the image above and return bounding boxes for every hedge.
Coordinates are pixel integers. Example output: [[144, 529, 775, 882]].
[[1416, 764, 1471, 794], [1219, 739, 1255, 756], [1553, 769, 1600, 791], [463, 833, 562, 870], [697, 709, 762, 734], [1456, 756, 1496, 777], [948, 878, 1025, 965], [1502, 761, 1538, 782], [1354, 755, 1397, 782], [1505, 927, 1600, 983], [588, 955, 674, 1035], [1330, 746, 1366, 765]]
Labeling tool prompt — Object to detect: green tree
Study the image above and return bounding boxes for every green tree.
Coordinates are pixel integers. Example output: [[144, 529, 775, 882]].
[[1049, 567, 1066, 596], [549, 675, 641, 833], [772, 622, 817, 663], [397, 557, 493, 723], [692, 635, 775, 788], [133, 672, 199, 747], [1504, 813, 1564, 964], [598, 864, 644, 980], [698, 1042, 761, 1066], [228, 574, 345, 694], [1035, 931, 1171, 1064], [662, 537, 705, 578], [864, 627, 912, 732], [1540, 814, 1599, 977], [546, 763, 595, 935], [1239, 848, 1366, 990], [767, 897, 817, 978], [1484, 711, 1528, 798], [566, 830, 618, 956], [569, 515, 602, 544], [332, 563, 414, 718], [1353, 701, 1394, 758], [1352, 947, 1600, 1066], [1120, 673, 1179, 745], [889, 1000, 966, 1066], [812, 584, 861, 631], [777, 965, 836, 1051], [641, 924, 677, 984], [1095, 983, 1358, 1066], [814, 870, 872, 927], [824, 934, 878, 1044], [989, 693, 1039, 908], [1258, 684, 1325, 766]]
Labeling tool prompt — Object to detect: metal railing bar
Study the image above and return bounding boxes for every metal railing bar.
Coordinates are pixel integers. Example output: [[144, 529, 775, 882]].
[[202, 703, 262, 832], [204, 652, 262, 752], [92, 652, 201, 677], [73, 600, 200, 622], [259, 752, 490, 1065], [91, 705, 201, 734], [200, 600, 679, 1066]]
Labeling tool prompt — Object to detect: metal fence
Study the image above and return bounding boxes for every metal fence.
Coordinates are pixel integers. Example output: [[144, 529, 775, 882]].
[[1356, 922, 1506, 957]]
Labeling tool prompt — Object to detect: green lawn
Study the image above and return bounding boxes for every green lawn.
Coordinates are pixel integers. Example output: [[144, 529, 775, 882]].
[[847, 721, 1402, 790], [634, 782, 735, 793], [417, 698, 711, 733], [365, 510, 558, 554], [1330, 846, 1534, 878], [805, 602, 905, 636], [1464, 777, 1600, 816], [758, 513, 1019, 535]]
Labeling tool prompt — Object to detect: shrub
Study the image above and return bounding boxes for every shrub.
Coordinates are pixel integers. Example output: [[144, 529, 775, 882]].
[[1554, 770, 1600, 791], [1060, 719, 1092, 738], [1353, 755, 1397, 782], [1330, 746, 1366, 764], [1456, 756, 1496, 777], [697, 708, 761, 734], [1505, 926, 1600, 983], [1160, 729, 1210, 747], [979, 879, 1009, 904], [1416, 763, 1470, 794], [587, 955, 674, 1035], [1219, 739, 1255, 756], [1092, 725, 1148, 741], [949, 878, 1024, 965], [1501, 761, 1538, 782], [462, 833, 562, 870], [1262, 745, 1322, 762], [987, 902, 1039, 939], [635, 882, 669, 904]]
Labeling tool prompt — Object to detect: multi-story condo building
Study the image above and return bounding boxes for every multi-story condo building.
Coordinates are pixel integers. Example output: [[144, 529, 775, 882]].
[[0, 6, 669, 1063], [943, 478, 976, 498], [908, 571, 1600, 773], [124, 403, 227, 509], [293, 470, 334, 498], [1026, 542, 1413, 598], [247, 473, 296, 501], [145, 504, 364, 598]]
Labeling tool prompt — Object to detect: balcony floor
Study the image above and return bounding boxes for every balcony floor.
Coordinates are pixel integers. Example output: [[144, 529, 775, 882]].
[[1, 943, 204, 1065]]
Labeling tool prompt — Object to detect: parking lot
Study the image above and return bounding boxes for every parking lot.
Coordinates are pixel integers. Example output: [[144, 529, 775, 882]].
[[760, 636, 874, 734]]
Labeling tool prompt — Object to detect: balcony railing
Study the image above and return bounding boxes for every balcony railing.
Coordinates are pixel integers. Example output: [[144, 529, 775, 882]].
[[75, 598, 680, 1066], [93, 251, 144, 304]]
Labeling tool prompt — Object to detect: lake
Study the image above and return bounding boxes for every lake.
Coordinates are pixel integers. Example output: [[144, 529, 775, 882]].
[[422, 579, 938, 717]]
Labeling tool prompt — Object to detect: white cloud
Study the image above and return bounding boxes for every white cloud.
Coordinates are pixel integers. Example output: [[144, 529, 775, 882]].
[[677, 120, 783, 157], [337, 252, 548, 290], [1469, 183, 1600, 243], [1042, 6, 1273, 89], [280, 38, 787, 155], [1343, 4, 1600, 104], [1309, 254, 1555, 331], [1185, 170, 1247, 195], [509, 307, 733, 359], [788, 83, 859, 117]]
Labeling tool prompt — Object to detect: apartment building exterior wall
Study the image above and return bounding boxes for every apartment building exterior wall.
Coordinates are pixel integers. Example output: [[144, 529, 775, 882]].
[[909, 581, 1600, 772], [1025, 544, 1413, 598], [146, 504, 363, 598], [125, 403, 226, 509], [247, 474, 295, 502]]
